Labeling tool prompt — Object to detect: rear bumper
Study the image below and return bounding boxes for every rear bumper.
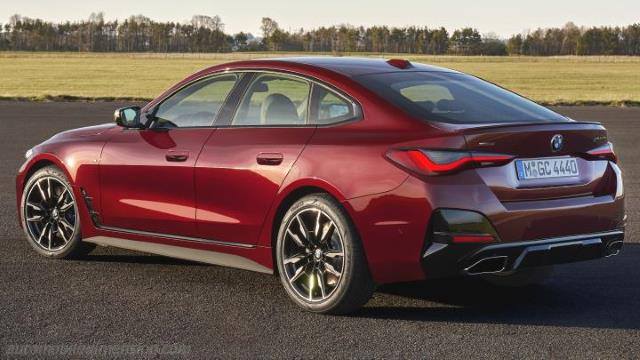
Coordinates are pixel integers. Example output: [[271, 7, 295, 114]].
[[347, 162, 624, 284], [421, 230, 624, 278]]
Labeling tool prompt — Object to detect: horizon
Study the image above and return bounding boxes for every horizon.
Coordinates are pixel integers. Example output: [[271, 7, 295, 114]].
[[2, 0, 639, 38]]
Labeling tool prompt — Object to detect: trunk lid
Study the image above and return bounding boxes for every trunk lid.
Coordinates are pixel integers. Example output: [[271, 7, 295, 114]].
[[461, 121, 612, 202]]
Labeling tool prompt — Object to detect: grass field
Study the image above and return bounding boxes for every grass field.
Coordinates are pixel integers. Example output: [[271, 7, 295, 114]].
[[1, 52, 640, 105]]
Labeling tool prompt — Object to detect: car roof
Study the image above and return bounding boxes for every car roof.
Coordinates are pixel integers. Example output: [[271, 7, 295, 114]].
[[251, 56, 458, 77]]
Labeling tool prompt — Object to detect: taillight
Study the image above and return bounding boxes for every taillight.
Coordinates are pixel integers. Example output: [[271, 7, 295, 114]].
[[387, 149, 514, 176], [586, 142, 617, 163]]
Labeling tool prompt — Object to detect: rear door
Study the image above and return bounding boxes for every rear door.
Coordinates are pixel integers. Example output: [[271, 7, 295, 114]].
[[194, 72, 317, 245], [99, 74, 239, 237]]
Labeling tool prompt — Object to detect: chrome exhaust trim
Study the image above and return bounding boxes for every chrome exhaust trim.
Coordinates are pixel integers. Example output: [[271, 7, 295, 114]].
[[463, 255, 509, 275], [605, 240, 623, 257]]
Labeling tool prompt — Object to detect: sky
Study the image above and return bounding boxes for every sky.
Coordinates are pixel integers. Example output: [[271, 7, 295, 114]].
[[2, 0, 639, 38]]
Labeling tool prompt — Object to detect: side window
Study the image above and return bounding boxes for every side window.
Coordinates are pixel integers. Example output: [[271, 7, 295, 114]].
[[232, 74, 311, 126], [311, 85, 356, 125], [154, 74, 238, 128]]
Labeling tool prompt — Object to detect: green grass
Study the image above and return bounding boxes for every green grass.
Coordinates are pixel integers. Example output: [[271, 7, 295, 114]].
[[1, 52, 640, 105]]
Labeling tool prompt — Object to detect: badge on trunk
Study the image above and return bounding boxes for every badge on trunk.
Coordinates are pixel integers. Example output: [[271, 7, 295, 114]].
[[551, 134, 564, 152]]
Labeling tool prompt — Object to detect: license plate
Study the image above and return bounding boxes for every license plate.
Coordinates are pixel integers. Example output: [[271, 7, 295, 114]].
[[515, 157, 579, 180]]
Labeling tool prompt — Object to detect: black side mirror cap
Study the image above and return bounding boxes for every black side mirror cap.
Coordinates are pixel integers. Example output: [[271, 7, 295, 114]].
[[114, 106, 143, 128]]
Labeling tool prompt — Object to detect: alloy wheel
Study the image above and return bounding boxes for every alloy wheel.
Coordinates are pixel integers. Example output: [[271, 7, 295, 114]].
[[281, 208, 345, 302], [23, 176, 77, 252]]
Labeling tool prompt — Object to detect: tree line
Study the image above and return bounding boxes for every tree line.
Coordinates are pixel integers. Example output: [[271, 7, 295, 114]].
[[1, 13, 639, 56]]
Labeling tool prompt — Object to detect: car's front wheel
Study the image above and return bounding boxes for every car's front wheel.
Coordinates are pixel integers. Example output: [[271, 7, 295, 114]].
[[20, 165, 94, 258], [276, 193, 374, 314]]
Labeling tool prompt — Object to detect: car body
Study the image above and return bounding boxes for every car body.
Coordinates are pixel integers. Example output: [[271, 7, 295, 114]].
[[16, 57, 625, 313]]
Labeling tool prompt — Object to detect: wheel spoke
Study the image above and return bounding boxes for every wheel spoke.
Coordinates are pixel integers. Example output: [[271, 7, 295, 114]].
[[324, 262, 341, 277], [37, 223, 50, 244], [59, 218, 74, 232], [284, 253, 307, 265], [296, 214, 310, 240], [286, 229, 305, 248], [319, 222, 334, 244], [324, 249, 344, 258], [314, 210, 321, 238], [26, 215, 44, 222], [316, 269, 326, 299], [289, 264, 307, 283], [59, 201, 74, 212], [57, 223, 68, 243], [47, 223, 53, 250], [36, 181, 47, 201], [56, 188, 68, 205], [26, 202, 43, 211], [47, 178, 52, 201], [308, 271, 315, 300]]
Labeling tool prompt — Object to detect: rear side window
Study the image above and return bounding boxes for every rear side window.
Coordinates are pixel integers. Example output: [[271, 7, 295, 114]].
[[154, 74, 238, 128], [232, 74, 311, 126], [310, 85, 356, 125], [354, 72, 568, 124]]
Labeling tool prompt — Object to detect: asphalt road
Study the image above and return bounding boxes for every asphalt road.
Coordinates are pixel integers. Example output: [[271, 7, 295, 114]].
[[0, 102, 638, 358]]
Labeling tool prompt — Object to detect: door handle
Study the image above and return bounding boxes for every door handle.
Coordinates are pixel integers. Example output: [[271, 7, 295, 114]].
[[256, 153, 284, 166], [166, 151, 190, 162]]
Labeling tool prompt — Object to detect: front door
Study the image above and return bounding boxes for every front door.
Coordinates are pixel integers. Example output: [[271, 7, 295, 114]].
[[99, 73, 240, 237]]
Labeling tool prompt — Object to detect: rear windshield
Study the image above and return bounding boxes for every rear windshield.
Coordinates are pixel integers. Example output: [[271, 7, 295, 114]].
[[354, 71, 568, 124]]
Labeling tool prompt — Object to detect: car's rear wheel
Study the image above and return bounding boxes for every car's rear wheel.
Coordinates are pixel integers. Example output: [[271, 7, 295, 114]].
[[276, 193, 374, 314], [20, 166, 94, 258]]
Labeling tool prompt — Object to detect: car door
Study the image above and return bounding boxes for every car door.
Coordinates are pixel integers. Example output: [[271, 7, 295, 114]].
[[99, 74, 239, 238], [194, 72, 316, 245]]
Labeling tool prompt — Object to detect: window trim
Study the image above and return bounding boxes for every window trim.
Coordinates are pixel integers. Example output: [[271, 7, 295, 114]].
[[309, 83, 358, 125], [229, 72, 313, 127], [212, 69, 362, 128], [146, 72, 243, 129]]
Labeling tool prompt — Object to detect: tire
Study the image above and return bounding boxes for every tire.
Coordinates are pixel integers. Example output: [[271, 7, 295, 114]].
[[20, 165, 95, 259], [481, 266, 554, 287], [276, 193, 375, 314]]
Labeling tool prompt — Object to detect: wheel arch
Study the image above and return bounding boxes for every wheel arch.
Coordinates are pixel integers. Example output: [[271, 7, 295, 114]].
[[17, 154, 76, 225], [260, 179, 364, 273], [21, 154, 73, 188]]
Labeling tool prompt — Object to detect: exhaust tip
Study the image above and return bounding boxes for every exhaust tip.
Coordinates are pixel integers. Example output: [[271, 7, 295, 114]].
[[605, 241, 623, 257], [464, 256, 509, 275]]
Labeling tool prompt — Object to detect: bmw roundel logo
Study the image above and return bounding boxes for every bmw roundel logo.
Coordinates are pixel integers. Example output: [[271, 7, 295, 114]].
[[551, 134, 564, 152]]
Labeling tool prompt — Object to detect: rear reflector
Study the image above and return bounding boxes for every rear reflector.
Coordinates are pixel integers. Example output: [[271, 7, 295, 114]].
[[451, 234, 495, 244], [429, 209, 500, 245]]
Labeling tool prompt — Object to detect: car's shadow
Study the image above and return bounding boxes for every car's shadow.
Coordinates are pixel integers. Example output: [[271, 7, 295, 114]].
[[78, 241, 640, 330], [353, 243, 640, 330]]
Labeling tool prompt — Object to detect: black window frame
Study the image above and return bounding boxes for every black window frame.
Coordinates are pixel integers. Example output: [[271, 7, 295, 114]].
[[226, 72, 313, 127], [213, 70, 363, 128], [145, 72, 244, 130]]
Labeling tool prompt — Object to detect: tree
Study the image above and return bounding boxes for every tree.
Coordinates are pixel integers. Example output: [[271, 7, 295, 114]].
[[561, 22, 581, 55], [1, 13, 638, 56], [480, 33, 507, 55], [507, 34, 523, 55], [450, 28, 482, 55]]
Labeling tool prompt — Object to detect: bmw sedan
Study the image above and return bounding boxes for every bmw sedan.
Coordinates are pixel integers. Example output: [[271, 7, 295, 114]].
[[16, 57, 625, 314]]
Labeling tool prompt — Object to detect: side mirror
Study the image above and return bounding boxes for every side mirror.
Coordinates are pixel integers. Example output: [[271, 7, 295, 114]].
[[114, 106, 142, 128]]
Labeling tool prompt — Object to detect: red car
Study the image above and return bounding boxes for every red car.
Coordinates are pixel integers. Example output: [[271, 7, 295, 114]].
[[16, 57, 625, 314]]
